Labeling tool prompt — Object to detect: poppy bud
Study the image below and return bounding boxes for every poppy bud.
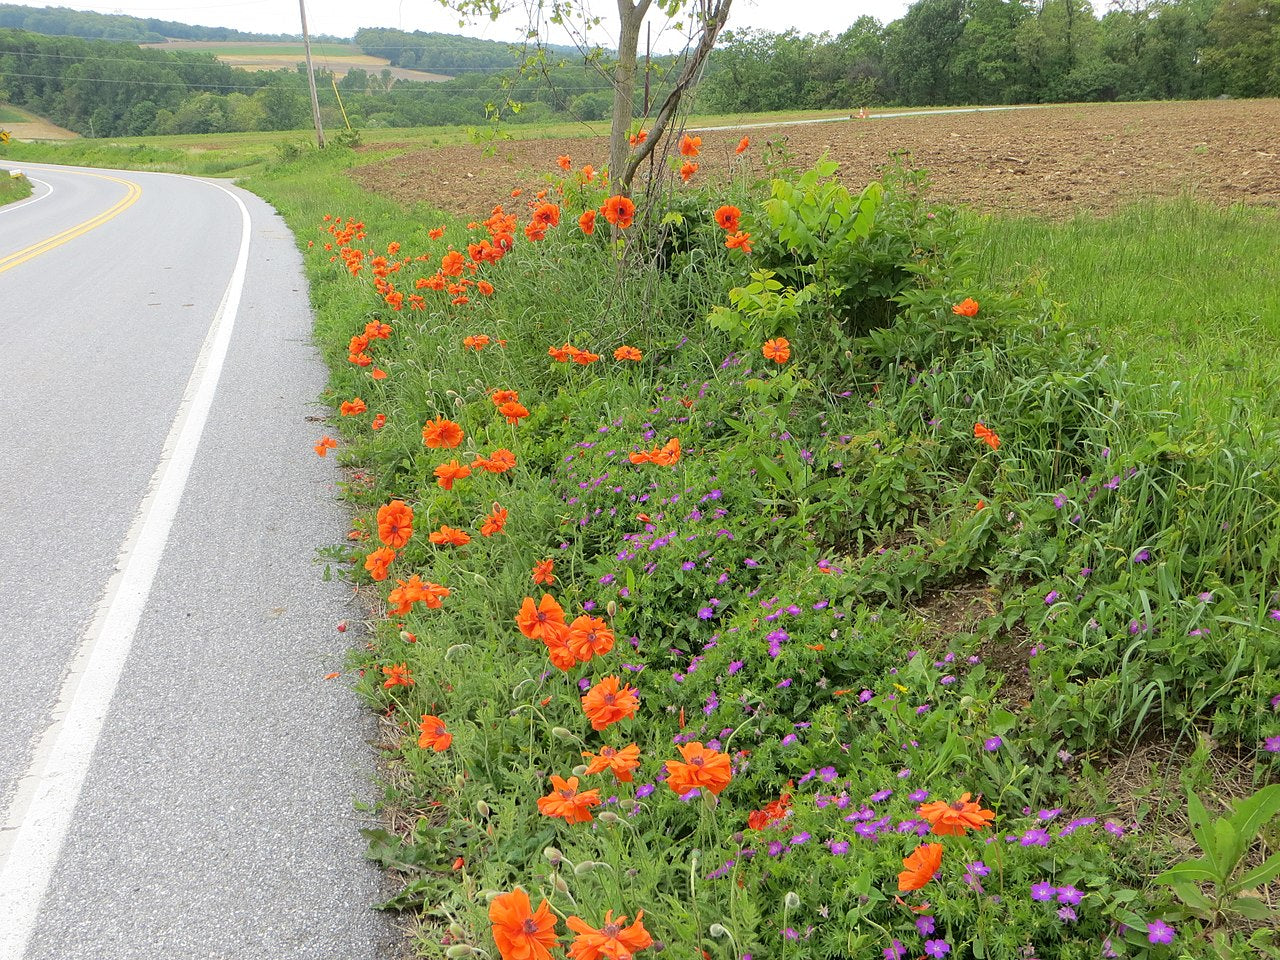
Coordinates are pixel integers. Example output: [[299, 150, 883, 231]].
[[481, 889, 500, 902], [553, 873, 570, 895], [445, 644, 471, 660], [475, 800, 491, 818], [551, 727, 577, 741], [573, 860, 602, 875], [597, 811, 620, 824], [445, 946, 474, 958], [709, 924, 729, 938], [607, 600, 617, 618], [784, 891, 801, 910], [448, 923, 467, 939], [572, 764, 588, 776], [543, 846, 563, 866], [454, 396, 465, 409], [454, 774, 465, 790]]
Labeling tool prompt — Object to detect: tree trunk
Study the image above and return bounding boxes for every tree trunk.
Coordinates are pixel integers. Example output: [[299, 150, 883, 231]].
[[610, 0, 651, 190]]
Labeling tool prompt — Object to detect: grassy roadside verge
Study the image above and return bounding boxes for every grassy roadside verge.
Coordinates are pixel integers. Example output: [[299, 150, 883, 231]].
[[0, 169, 32, 205], [9, 125, 1277, 956], [243, 140, 1280, 960]]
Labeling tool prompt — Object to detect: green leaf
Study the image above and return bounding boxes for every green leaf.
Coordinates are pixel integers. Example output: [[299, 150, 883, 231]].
[[1187, 788, 1224, 877], [1228, 784, 1280, 844], [1214, 817, 1245, 877], [1227, 894, 1275, 921], [1166, 879, 1217, 918], [1234, 849, 1280, 892], [1155, 860, 1218, 885]]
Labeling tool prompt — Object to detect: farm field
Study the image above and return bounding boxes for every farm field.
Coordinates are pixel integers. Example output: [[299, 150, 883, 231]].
[[351, 99, 1280, 219], [0, 103, 77, 140], [137, 39, 452, 81]]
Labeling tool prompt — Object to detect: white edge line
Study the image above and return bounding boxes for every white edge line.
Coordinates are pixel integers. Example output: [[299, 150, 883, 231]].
[[0, 176, 54, 215], [0, 177, 253, 960]]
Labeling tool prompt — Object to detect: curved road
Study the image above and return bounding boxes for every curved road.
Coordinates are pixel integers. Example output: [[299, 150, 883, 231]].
[[0, 164, 395, 959]]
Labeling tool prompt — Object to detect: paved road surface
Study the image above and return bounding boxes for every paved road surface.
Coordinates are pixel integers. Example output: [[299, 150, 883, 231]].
[[0, 163, 396, 959]]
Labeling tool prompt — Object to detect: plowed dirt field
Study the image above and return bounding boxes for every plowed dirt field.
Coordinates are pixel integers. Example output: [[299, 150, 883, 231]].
[[352, 99, 1280, 219]]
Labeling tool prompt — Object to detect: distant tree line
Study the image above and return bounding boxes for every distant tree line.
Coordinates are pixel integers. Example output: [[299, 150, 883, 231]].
[[697, 0, 1280, 111], [0, 3, 313, 43], [354, 26, 582, 75], [0, 27, 638, 135]]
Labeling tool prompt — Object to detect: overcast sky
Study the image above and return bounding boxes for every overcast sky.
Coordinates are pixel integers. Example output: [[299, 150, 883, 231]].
[[23, 0, 910, 49]]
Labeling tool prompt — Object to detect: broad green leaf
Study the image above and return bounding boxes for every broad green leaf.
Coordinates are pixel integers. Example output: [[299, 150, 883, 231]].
[[1228, 894, 1275, 921], [1214, 817, 1245, 877], [1155, 860, 1218, 884], [1234, 849, 1280, 892], [1229, 784, 1280, 844], [1187, 789, 1224, 877], [1166, 880, 1216, 917]]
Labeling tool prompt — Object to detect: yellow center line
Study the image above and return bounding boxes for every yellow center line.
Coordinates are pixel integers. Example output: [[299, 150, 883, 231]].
[[0, 171, 143, 275]]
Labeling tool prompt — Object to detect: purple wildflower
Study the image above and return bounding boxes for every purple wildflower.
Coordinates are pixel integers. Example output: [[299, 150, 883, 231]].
[[1146, 919, 1175, 944], [1031, 881, 1055, 902], [924, 940, 950, 959], [984, 736, 1002, 751]]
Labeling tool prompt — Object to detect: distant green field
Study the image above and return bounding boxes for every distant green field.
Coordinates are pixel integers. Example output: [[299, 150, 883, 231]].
[[0, 105, 30, 123]]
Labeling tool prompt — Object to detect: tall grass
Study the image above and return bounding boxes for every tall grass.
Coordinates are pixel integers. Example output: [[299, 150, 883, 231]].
[[967, 200, 1280, 423]]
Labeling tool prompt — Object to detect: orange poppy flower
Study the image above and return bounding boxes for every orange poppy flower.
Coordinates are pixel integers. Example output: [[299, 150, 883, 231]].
[[314, 436, 338, 457], [491, 389, 520, 406], [898, 842, 944, 892], [363, 546, 395, 581], [440, 250, 466, 277], [381, 662, 413, 689], [725, 230, 753, 253], [952, 297, 980, 317], [747, 792, 792, 830], [735, 135, 750, 154], [376, 499, 414, 548], [480, 505, 508, 537], [490, 889, 558, 960], [917, 792, 996, 836], [579, 209, 597, 235], [629, 130, 647, 146], [371, 368, 387, 380], [654, 437, 680, 466], [581, 743, 641, 782], [339, 397, 367, 416], [601, 195, 636, 229], [349, 333, 371, 355], [557, 154, 572, 171], [422, 416, 465, 449], [429, 525, 472, 547], [532, 558, 555, 584], [714, 205, 742, 231], [679, 161, 699, 182], [974, 423, 1000, 450], [477, 280, 495, 296], [418, 715, 452, 751], [566, 910, 653, 960], [614, 345, 642, 361], [428, 226, 445, 239], [498, 400, 530, 425], [541, 624, 578, 672], [567, 615, 615, 662], [531, 202, 561, 229], [516, 593, 566, 641], [581, 676, 640, 731], [387, 574, 430, 615], [679, 133, 701, 156], [463, 334, 491, 350], [474, 447, 517, 473], [762, 337, 791, 363], [365, 320, 392, 340], [371, 413, 387, 430], [434, 460, 472, 490], [538, 775, 601, 824], [664, 741, 732, 796], [572, 350, 601, 365]]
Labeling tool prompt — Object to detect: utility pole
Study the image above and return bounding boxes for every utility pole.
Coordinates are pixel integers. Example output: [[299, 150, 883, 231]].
[[299, 0, 325, 148]]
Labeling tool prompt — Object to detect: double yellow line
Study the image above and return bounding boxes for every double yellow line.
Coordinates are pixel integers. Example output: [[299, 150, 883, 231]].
[[0, 171, 142, 275]]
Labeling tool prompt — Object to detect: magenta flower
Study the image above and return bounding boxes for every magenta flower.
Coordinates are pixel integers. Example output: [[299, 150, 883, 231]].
[[1147, 919, 1175, 944]]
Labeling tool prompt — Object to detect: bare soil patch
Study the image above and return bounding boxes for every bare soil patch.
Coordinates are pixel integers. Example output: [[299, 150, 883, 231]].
[[351, 99, 1280, 219]]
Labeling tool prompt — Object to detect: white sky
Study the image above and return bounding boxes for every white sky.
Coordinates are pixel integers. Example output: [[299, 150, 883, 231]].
[[20, 0, 910, 50]]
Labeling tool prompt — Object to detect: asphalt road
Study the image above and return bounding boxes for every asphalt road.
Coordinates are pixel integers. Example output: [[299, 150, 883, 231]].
[[0, 164, 397, 959]]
